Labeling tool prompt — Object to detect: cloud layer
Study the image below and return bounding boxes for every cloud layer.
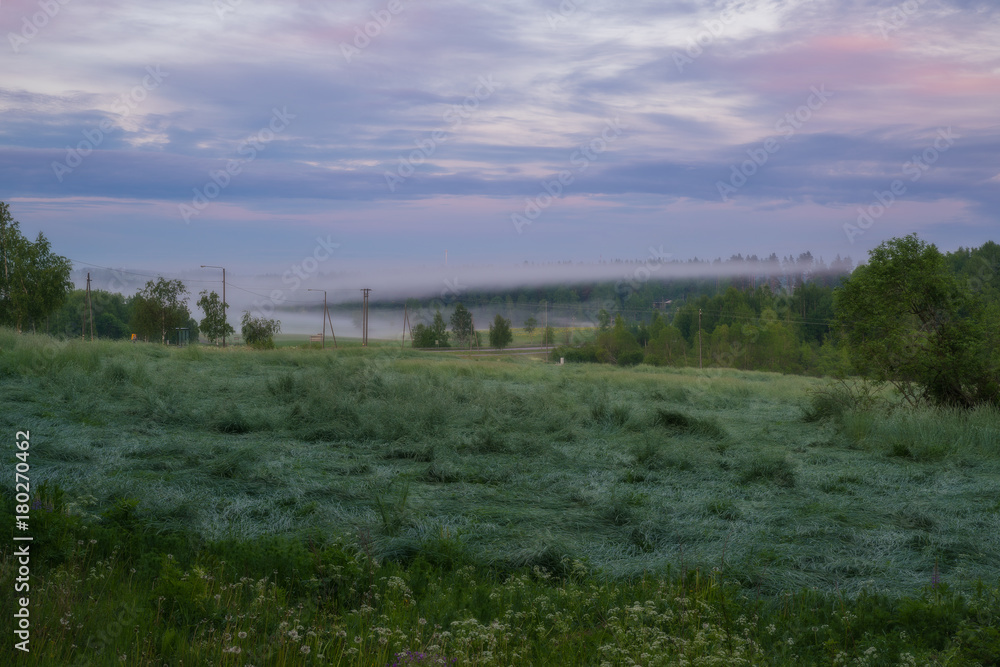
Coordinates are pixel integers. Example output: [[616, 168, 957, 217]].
[[2, 0, 998, 285]]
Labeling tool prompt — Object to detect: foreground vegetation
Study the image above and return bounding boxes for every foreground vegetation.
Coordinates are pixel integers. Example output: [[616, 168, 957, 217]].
[[2, 330, 1000, 664]]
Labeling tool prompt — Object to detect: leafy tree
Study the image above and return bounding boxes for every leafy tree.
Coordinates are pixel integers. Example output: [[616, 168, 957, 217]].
[[240, 311, 281, 349], [596, 308, 611, 331], [0, 202, 72, 332], [197, 290, 234, 345], [645, 324, 687, 366], [49, 288, 131, 339], [450, 303, 474, 347], [835, 234, 999, 408], [412, 310, 450, 347], [596, 315, 643, 365], [489, 314, 513, 350], [542, 325, 555, 346], [523, 316, 537, 343], [129, 278, 189, 344]]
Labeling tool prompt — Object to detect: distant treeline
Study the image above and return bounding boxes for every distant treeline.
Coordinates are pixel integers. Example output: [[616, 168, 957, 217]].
[[546, 240, 1000, 378], [23, 240, 1000, 386], [385, 251, 855, 316]]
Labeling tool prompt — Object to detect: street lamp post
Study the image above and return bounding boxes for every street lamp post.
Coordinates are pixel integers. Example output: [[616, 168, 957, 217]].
[[307, 289, 327, 349], [201, 265, 226, 348]]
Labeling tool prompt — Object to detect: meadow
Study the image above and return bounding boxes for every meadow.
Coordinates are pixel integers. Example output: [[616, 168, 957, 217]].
[[1, 328, 999, 665]]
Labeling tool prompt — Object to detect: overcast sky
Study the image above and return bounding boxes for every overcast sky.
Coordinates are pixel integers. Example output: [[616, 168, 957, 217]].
[[2, 0, 998, 295]]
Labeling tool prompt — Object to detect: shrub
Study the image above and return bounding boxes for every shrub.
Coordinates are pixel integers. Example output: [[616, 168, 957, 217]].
[[240, 311, 280, 349]]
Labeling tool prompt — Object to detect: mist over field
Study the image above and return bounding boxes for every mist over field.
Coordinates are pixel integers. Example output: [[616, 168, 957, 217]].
[[5, 0, 1000, 661], [70, 254, 852, 335]]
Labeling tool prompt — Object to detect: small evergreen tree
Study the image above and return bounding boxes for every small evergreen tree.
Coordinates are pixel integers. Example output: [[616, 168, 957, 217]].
[[523, 316, 537, 343], [450, 303, 474, 347], [489, 314, 513, 350]]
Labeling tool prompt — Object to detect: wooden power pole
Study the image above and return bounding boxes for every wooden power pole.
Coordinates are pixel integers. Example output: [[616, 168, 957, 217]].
[[401, 305, 413, 349], [698, 308, 703, 369], [86, 272, 94, 341], [360, 288, 371, 347]]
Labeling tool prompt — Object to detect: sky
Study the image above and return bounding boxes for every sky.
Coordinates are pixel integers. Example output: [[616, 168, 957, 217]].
[[2, 0, 999, 313]]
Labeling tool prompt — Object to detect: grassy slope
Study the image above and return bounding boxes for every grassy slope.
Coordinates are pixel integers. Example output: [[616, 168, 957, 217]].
[[2, 329, 998, 599]]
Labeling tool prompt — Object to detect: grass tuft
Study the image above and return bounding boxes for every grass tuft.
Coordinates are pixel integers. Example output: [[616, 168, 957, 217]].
[[738, 453, 795, 487]]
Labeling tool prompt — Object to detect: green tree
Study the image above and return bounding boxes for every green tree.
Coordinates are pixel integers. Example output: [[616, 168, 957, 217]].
[[489, 314, 513, 350], [835, 234, 999, 408], [412, 310, 450, 347], [523, 316, 537, 343], [450, 303, 474, 347], [596, 315, 643, 365], [240, 311, 281, 349], [197, 290, 234, 345], [596, 308, 611, 331], [50, 289, 131, 339], [0, 202, 72, 332], [542, 325, 555, 346], [129, 278, 189, 344]]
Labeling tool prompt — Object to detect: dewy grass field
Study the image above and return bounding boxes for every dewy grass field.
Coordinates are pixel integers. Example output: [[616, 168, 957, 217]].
[[2, 328, 1000, 665]]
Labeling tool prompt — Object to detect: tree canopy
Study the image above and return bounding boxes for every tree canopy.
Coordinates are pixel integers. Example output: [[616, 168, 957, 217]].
[[450, 303, 474, 347], [241, 311, 281, 349], [412, 310, 449, 347], [488, 314, 513, 350], [835, 234, 999, 408], [197, 290, 234, 345], [130, 278, 190, 344], [0, 202, 72, 332]]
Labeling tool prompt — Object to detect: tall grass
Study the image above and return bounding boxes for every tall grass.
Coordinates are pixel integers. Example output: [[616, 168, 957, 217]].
[[2, 328, 999, 602]]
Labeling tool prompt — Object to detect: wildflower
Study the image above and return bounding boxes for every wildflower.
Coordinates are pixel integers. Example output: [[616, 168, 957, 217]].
[[300, 645, 311, 655], [238, 631, 248, 639]]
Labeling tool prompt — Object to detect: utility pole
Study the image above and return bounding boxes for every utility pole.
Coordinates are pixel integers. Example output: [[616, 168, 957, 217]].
[[401, 305, 413, 349], [307, 289, 327, 349], [360, 288, 371, 347], [201, 265, 227, 347], [544, 301, 548, 349], [86, 272, 94, 341], [698, 308, 703, 369]]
